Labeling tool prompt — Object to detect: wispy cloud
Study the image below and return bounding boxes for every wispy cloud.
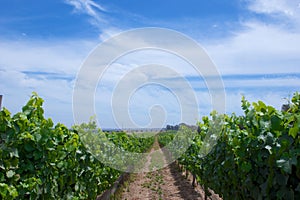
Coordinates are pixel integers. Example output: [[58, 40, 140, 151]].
[[64, 0, 125, 40], [206, 21, 300, 75], [2, 1, 300, 128], [0, 38, 97, 126], [245, 0, 300, 30], [65, 0, 106, 14], [64, 0, 107, 28], [0, 69, 74, 124], [0, 39, 95, 74], [202, 0, 300, 76], [247, 0, 300, 20]]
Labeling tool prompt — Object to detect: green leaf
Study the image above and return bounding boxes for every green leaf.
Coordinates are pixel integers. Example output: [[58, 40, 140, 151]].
[[276, 173, 288, 186], [288, 122, 299, 138], [9, 148, 19, 158], [3, 107, 11, 116], [57, 161, 64, 169], [0, 183, 8, 197], [6, 170, 15, 178], [33, 132, 42, 142], [271, 115, 282, 131], [260, 181, 268, 196], [241, 96, 251, 113], [24, 143, 35, 152], [276, 159, 292, 174], [33, 151, 43, 160], [0, 183, 17, 198], [277, 187, 294, 199], [0, 163, 5, 170], [241, 162, 252, 173]]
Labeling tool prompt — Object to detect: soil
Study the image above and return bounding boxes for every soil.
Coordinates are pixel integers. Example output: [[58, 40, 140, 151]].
[[120, 138, 222, 200]]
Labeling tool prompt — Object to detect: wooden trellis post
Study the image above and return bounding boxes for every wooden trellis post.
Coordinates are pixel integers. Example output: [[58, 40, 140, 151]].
[[0, 95, 2, 110]]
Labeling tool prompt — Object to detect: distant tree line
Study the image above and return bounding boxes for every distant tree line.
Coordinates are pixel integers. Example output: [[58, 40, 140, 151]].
[[165, 123, 199, 132], [166, 124, 180, 130]]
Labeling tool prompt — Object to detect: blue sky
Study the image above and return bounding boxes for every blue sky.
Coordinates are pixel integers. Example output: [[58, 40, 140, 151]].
[[1, 0, 245, 40], [1, 0, 300, 128]]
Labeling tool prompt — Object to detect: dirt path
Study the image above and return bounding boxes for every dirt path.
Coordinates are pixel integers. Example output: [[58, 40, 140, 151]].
[[120, 138, 222, 200]]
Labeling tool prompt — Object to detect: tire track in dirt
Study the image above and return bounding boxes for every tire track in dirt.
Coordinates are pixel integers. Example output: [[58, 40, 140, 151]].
[[121, 137, 222, 200], [121, 138, 160, 200]]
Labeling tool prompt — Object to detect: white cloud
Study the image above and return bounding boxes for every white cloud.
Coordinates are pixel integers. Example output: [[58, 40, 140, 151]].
[[245, 0, 300, 33], [205, 21, 300, 75], [193, 1, 300, 117], [0, 39, 95, 74], [64, 0, 125, 40], [0, 69, 74, 124], [93, 60, 201, 128], [224, 76, 300, 88], [98, 28, 123, 41], [65, 0, 107, 28], [202, 1, 300, 76], [2, 1, 300, 128], [0, 38, 98, 126], [65, 0, 106, 15], [247, 0, 300, 20]]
